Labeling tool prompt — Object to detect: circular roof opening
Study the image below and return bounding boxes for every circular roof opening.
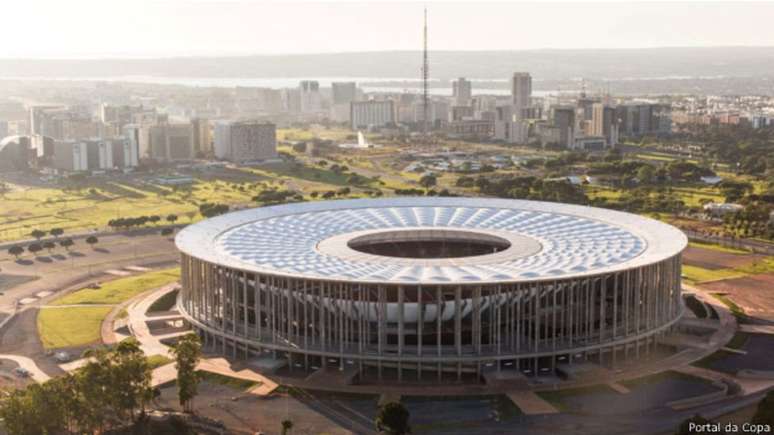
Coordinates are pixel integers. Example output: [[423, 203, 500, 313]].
[[347, 229, 511, 259]]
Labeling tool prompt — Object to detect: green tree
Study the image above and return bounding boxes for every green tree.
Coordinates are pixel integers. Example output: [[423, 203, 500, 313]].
[[50, 228, 64, 238], [60, 238, 75, 251], [173, 333, 202, 413], [8, 246, 24, 259], [86, 235, 99, 249], [375, 401, 411, 435], [752, 390, 774, 426], [29, 229, 45, 241], [419, 174, 437, 190], [636, 164, 656, 184], [43, 241, 56, 253], [27, 243, 42, 256], [166, 214, 178, 224], [282, 418, 294, 435]]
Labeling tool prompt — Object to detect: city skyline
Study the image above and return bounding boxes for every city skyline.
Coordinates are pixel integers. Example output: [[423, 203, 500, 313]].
[[5, 1, 774, 58]]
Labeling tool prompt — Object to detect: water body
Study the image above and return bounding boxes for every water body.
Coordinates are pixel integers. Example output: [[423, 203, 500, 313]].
[[0, 76, 561, 96]]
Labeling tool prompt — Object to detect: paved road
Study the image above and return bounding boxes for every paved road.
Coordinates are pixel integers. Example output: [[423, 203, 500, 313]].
[[0, 231, 179, 313], [0, 353, 50, 383]]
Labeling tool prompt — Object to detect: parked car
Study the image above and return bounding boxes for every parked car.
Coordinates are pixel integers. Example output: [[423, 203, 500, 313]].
[[54, 351, 72, 363]]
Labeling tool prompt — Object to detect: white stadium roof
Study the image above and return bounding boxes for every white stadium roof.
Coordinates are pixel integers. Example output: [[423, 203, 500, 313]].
[[175, 197, 687, 284]]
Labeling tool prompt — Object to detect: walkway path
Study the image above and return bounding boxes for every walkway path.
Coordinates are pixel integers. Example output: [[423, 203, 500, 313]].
[[0, 354, 50, 383], [506, 391, 559, 415]]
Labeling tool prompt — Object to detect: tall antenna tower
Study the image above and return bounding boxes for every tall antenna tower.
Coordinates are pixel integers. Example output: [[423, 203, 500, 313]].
[[422, 7, 429, 135]]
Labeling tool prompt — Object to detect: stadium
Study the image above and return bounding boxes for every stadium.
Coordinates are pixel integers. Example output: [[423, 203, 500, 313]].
[[176, 197, 687, 384]]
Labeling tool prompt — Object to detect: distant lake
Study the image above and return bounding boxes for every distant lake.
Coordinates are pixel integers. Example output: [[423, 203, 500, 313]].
[[0, 75, 560, 96]]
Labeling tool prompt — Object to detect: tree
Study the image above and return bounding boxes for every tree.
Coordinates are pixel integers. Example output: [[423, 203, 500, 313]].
[[27, 243, 42, 256], [419, 174, 437, 190], [8, 246, 24, 259], [753, 390, 774, 426], [0, 340, 153, 434], [60, 238, 75, 251], [43, 241, 56, 253], [166, 214, 178, 224], [636, 164, 656, 184], [30, 229, 45, 241], [375, 402, 411, 435], [86, 236, 99, 249], [173, 333, 202, 413], [149, 215, 161, 225], [50, 228, 64, 238], [281, 419, 294, 435]]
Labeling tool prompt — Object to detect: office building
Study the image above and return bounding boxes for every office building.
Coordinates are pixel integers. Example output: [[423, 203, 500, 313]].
[[332, 82, 357, 105], [351, 100, 395, 129], [299, 80, 322, 113], [191, 118, 212, 155], [452, 77, 472, 106], [511, 72, 532, 120], [591, 103, 619, 147], [214, 121, 277, 163], [143, 123, 195, 161], [553, 106, 576, 148]]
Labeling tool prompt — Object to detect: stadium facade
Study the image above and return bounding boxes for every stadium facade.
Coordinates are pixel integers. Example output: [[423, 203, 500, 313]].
[[176, 198, 687, 383]]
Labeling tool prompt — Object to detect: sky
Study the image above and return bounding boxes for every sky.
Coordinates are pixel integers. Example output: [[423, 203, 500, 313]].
[[4, 1, 774, 58]]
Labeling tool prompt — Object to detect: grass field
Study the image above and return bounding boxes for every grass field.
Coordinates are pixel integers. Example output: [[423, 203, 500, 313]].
[[147, 354, 173, 369], [0, 178, 262, 242], [712, 293, 746, 318], [38, 267, 181, 349], [51, 268, 180, 306], [536, 384, 615, 412], [37, 306, 113, 349], [682, 265, 743, 284], [689, 241, 750, 255], [198, 371, 259, 390]]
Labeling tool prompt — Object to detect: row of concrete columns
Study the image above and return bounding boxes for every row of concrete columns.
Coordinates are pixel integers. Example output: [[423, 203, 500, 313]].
[[180, 254, 683, 381]]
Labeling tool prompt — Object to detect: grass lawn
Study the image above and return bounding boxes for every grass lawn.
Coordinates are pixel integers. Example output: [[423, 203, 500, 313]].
[[38, 268, 181, 350], [0, 176, 268, 243], [148, 289, 179, 312], [147, 354, 173, 369], [682, 265, 743, 284], [689, 241, 750, 255], [712, 293, 746, 318], [536, 384, 615, 412], [620, 370, 708, 390], [37, 306, 112, 349], [51, 268, 180, 306], [198, 371, 259, 390]]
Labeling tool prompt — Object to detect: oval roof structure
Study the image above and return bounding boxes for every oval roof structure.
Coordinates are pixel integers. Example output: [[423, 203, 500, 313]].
[[175, 197, 687, 284]]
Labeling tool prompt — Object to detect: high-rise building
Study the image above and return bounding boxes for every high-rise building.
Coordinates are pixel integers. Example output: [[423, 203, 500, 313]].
[[214, 121, 277, 163], [452, 77, 472, 106], [493, 105, 527, 143], [553, 106, 576, 148], [299, 80, 322, 113], [28, 105, 64, 136], [142, 123, 195, 161], [191, 118, 212, 155], [511, 72, 532, 120], [591, 103, 618, 147], [332, 82, 357, 105], [616, 103, 671, 137], [331, 82, 358, 122], [351, 100, 395, 129]]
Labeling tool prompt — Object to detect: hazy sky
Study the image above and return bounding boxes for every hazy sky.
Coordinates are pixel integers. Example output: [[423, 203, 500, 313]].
[[5, 1, 774, 58]]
